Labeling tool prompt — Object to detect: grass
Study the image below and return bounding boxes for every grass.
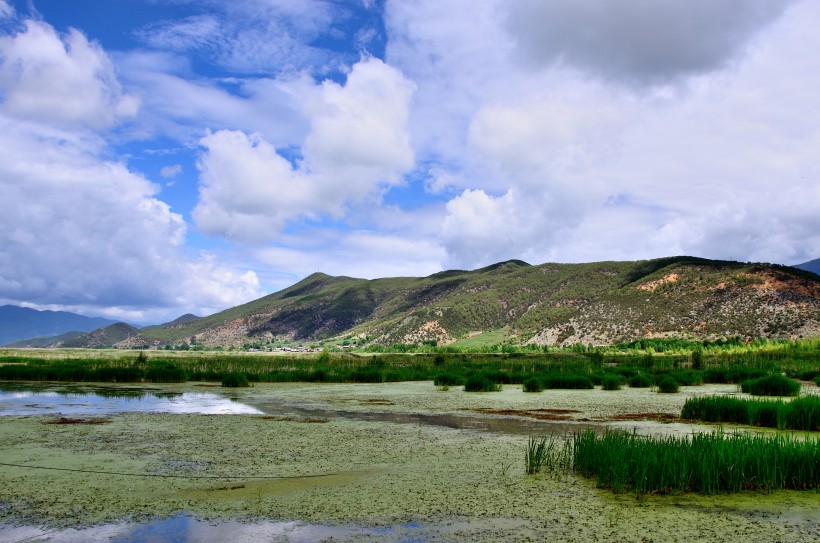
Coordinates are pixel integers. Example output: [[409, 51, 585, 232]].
[[657, 376, 679, 393], [221, 372, 250, 387], [0, 341, 817, 394], [571, 429, 820, 495], [681, 395, 820, 431], [463, 373, 501, 392], [739, 374, 801, 396], [525, 435, 569, 474], [601, 374, 622, 391], [541, 373, 594, 390], [522, 376, 543, 392], [628, 373, 652, 388]]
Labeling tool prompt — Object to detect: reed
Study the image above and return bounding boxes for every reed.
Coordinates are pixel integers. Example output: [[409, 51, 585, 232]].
[[525, 435, 570, 474], [657, 376, 679, 393], [463, 373, 502, 392], [740, 374, 801, 396], [600, 374, 622, 391], [571, 429, 820, 495], [682, 395, 820, 431]]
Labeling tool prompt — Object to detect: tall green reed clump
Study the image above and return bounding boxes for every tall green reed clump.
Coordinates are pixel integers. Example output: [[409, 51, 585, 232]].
[[740, 374, 801, 396], [463, 372, 502, 392], [682, 395, 819, 431], [571, 429, 820, 495], [525, 435, 570, 475]]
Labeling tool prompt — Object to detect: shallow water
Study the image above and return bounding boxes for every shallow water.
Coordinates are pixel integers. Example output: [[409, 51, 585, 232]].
[[0, 384, 262, 416], [251, 397, 601, 435], [0, 513, 530, 542]]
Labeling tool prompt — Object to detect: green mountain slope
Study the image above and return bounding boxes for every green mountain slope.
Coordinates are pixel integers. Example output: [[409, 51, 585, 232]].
[[61, 323, 141, 348], [107, 256, 820, 349]]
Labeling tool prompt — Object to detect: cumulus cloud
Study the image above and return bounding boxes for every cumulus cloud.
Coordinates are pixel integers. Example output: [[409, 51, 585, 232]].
[[193, 57, 415, 242], [383, 0, 820, 270], [440, 188, 584, 269], [0, 20, 139, 129], [254, 229, 445, 288], [0, 113, 261, 318], [0, 19, 262, 321], [506, 0, 794, 86]]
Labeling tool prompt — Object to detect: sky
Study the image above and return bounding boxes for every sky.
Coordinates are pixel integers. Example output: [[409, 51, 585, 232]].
[[0, 0, 818, 324]]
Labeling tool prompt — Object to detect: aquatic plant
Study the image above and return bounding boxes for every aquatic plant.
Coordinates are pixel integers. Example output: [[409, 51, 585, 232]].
[[522, 376, 543, 392], [464, 373, 501, 392], [600, 374, 622, 391], [541, 373, 594, 390], [571, 429, 820, 495], [525, 435, 569, 475], [682, 395, 820, 431], [221, 372, 250, 387], [657, 376, 679, 393], [740, 374, 801, 396], [628, 373, 652, 388]]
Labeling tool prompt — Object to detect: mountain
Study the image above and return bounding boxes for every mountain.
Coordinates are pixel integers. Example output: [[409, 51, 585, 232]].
[[5, 331, 85, 348], [0, 305, 119, 346], [101, 256, 819, 350], [60, 323, 141, 348], [795, 258, 820, 276]]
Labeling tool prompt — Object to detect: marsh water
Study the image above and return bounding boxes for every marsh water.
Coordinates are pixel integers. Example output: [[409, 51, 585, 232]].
[[0, 383, 600, 435], [0, 382, 777, 542], [0, 383, 263, 416]]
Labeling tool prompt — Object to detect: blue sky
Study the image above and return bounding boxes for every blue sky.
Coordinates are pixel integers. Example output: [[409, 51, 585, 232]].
[[0, 0, 817, 324]]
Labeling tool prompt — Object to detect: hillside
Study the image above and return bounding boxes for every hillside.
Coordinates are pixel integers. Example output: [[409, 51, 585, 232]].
[[60, 323, 141, 348], [100, 256, 819, 350], [0, 305, 118, 346], [795, 258, 820, 276]]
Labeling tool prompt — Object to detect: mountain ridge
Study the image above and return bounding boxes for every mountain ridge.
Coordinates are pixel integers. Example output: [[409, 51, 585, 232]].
[[795, 258, 820, 276], [0, 305, 119, 346], [111, 256, 819, 349]]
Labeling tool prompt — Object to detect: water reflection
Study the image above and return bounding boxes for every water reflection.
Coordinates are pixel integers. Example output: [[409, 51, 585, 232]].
[[0, 384, 261, 416], [0, 513, 531, 543]]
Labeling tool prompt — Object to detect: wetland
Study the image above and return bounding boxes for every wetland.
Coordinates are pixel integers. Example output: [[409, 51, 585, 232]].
[[1, 380, 818, 542]]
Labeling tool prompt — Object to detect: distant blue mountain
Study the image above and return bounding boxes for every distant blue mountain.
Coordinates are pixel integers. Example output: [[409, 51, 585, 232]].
[[795, 258, 820, 276], [0, 305, 119, 346]]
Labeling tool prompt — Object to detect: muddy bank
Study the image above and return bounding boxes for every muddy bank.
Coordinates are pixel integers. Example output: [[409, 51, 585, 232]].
[[1, 382, 818, 542]]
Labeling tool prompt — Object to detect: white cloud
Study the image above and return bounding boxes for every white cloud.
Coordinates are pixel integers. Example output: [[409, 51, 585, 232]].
[[137, 0, 339, 75], [0, 113, 261, 318], [0, 1, 13, 18], [160, 164, 182, 178], [254, 229, 445, 288], [0, 19, 263, 321], [384, 0, 820, 269], [193, 57, 415, 242], [0, 20, 139, 129]]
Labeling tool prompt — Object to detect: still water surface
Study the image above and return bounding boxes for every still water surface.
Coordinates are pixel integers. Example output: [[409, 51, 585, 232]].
[[0, 384, 262, 416]]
